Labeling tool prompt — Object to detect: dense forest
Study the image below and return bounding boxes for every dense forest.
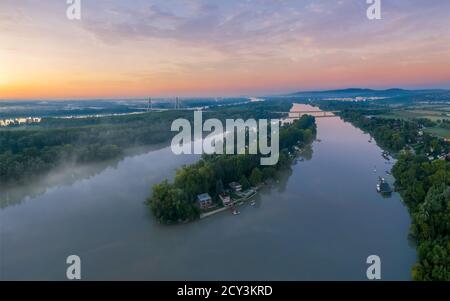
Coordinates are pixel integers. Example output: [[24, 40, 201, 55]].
[[393, 153, 449, 280], [330, 108, 449, 281], [148, 115, 317, 224], [0, 100, 292, 186]]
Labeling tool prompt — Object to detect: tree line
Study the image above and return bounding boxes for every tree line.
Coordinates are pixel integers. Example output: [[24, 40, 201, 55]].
[[0, 101, 293, 186], [393, 153, 449, 280], [339, 110, 448, 156]]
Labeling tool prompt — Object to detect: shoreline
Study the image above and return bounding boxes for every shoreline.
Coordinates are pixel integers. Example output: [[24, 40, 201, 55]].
[[198, 145, 309, 221], [199, 188, 259, 220]]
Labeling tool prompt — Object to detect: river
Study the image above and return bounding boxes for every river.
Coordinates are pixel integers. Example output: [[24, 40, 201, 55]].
[[0, 105, 416, 280]]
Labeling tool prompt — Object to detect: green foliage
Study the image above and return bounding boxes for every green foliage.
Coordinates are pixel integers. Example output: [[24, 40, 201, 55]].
[[262, 167, 276, 180], [279, 118, 316, 150], [215, 179, 224, 195], [148, 180, 200, 224], [239, 175, 250, 190], [392, 153, 450, 280], [148, 115, 317, 224], [0, 100, 293, 185], [249, 167, 263, 186], [338, 110, 448, 155], [416, 118, 437, 128]]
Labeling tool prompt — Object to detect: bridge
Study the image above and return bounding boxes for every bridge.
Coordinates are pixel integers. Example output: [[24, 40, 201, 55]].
[[277, 110, 341, 118]]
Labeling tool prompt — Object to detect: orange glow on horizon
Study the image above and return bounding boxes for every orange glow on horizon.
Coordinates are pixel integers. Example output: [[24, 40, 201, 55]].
[[1, 1, 449, 99]]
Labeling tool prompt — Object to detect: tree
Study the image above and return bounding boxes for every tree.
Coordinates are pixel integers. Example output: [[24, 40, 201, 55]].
[[148, 180, 199, 224], [249, 168, 263, 186], [215, 179, 224, 195], [239, 175, 250, 190], [262, 167, 276, 180]]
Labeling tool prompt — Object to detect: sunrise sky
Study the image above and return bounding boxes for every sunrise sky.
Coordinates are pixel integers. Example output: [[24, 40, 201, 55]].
[[1, 0, 449, 99]]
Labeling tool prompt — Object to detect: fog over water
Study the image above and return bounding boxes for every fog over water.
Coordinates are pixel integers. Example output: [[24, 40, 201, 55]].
[[0, 106, 416, 280]]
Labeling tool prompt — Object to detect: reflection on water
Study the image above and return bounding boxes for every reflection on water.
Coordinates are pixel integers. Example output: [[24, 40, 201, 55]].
[[0, 161, 119, 209], [0, 143, 169, 208], [297, 144, 314, 161], [0, 105, 416, 280]]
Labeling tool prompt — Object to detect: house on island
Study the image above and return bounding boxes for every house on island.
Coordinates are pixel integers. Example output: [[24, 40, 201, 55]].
[[219, 194, 232, 207], [229, 182, 242, 192], [197, 193, 213, 209]]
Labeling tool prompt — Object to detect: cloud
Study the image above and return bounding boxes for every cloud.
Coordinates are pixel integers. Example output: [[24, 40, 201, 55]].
[[78, 0, 450, 58], [1, 0, 450, 97]]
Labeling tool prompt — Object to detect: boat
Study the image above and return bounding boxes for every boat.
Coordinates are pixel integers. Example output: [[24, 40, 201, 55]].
[[377, 177, 392, 194], [250, 201, 256, 206]]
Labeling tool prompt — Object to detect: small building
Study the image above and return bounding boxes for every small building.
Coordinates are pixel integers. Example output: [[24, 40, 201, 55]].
[[197, 193, 212, 209], [229, 182, 242, 192], [219, 194, 232, 207]]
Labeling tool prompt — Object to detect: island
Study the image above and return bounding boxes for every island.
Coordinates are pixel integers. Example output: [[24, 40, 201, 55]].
[[147, 114, 317, 224]]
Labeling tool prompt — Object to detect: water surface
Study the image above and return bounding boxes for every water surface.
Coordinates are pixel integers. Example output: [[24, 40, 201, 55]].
[[0, 107, 416, 280]]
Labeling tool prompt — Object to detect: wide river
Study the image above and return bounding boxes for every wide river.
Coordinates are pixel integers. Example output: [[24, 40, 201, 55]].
[[0, 105, 416, 280]]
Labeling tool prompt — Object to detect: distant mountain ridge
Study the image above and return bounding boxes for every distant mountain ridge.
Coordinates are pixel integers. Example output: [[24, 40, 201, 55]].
[[288, 88, 449, 98]]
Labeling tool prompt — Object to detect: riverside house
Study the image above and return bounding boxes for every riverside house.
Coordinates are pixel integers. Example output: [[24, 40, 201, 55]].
[[219, 194, 232, 207], [197, 193, 213, 210]]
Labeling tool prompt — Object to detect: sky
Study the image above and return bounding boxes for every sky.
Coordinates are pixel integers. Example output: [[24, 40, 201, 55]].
[[1, 0, 449, 99]]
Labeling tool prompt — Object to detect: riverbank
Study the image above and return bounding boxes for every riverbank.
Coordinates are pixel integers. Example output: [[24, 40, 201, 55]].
[[331, 109, 449, 280], [0, 100, 293, 186], [199, 188, 258, 219], [1, 106, 416, 280], [199, 146, 311, 220]]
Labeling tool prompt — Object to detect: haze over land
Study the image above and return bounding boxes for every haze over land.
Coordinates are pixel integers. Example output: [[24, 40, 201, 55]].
[[1, 0, 450, 99]]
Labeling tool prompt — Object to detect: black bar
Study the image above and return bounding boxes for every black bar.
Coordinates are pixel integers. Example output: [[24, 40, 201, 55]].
[[1, 281, 448, 299]]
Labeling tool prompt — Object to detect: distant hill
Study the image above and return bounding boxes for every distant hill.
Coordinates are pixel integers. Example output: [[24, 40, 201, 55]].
[[288, 88, 449, 99]]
